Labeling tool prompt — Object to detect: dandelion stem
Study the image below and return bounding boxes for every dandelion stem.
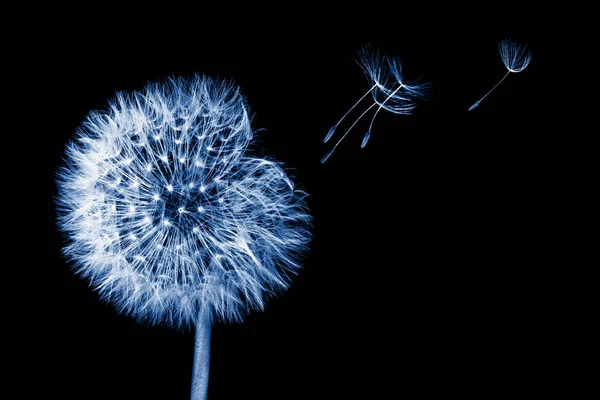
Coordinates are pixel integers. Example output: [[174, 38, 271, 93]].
[[191, 312, 212, 400], [469, 71, 511, 111]]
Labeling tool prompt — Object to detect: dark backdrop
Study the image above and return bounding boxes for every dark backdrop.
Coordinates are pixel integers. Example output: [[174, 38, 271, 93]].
[[39, 9, 553, 400]]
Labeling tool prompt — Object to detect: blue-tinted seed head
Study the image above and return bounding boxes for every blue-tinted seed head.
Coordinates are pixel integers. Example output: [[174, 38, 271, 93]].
[[56, 74, 312, 329]]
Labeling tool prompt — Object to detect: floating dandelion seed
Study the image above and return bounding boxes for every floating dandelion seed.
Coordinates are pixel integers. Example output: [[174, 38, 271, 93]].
[[56, 74, 312, 400], [322, 45, 430, 163], [468, 38, 532, 111]]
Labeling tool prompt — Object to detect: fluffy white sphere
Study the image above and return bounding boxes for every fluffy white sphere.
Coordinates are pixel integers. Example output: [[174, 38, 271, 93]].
[[57, 75, 312, 328]]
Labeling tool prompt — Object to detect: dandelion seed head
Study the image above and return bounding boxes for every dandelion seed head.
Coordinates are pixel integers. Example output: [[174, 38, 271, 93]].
[[56, 74, 312, 329]]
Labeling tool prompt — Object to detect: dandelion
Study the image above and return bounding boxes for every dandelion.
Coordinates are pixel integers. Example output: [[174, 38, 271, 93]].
[[468, 38, 532, 111], [322, 45, 430, 163], [56, 74, 312, 400]]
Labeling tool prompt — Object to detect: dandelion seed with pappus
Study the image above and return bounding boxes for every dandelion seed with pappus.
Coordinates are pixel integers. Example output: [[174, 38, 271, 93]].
[[56, 74, 312, 400], [468, 38, 532, 111], [322, 44, 430, 163]]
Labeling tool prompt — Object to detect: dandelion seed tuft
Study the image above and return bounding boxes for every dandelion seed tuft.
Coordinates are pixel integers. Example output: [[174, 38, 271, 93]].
[[321, 44, 430, 163], [468, 37, 532, 111]]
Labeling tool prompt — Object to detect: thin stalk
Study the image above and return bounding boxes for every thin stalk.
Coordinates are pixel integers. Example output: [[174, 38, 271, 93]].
[[468, 71, 511, 111], [324, 85, 376, 143], [321, 101, 379, 163], [190, 312, 212, 400], [362, 84, 403, 148]]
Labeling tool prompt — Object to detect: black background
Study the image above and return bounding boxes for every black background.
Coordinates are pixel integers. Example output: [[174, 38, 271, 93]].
[[38, 8, 558, 400]]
